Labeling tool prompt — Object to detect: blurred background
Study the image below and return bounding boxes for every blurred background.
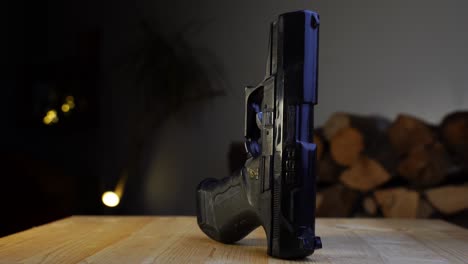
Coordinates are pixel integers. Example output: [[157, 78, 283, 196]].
[[2, 0, 468, 237]]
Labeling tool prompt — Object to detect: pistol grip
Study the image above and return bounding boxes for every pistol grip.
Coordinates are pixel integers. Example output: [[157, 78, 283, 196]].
[[196, 171, 260, 244]]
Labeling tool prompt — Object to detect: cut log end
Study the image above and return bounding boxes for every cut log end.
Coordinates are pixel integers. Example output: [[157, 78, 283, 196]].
[[441, 112, 468, 147], [440, 111, 468, 167], [316, 184, 359, 217], [374, 188, 420, 218], [323, 112, 351, 140], [340, 156, 391, 192], [387, 114, 435, 156], [425, 185, 468, 215], [397, 142, 452, 187], [331, 127, 364, 166]]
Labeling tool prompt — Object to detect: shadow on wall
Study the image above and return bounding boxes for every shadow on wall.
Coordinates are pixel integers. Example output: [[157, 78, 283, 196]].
[[103, 19, 228, 214]]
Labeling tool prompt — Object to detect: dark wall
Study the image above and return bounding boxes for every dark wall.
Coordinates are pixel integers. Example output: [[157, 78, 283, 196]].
[[1, 0, 105, 235]]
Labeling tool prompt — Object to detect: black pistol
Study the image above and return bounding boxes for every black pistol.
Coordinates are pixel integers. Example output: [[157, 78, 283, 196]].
[[196, 10, 321, 259]]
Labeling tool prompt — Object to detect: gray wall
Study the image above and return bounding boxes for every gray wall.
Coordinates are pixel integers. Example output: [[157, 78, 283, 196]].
[[143, 0, 468, 125], [101, 0, 468, 214]]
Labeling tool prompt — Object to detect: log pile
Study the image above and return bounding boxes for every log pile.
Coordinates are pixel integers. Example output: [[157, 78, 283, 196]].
[[315, 111, 468, 220]]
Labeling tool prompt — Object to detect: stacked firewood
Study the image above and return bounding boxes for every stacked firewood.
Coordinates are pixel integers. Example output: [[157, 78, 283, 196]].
[[315, 111, 468, 219]]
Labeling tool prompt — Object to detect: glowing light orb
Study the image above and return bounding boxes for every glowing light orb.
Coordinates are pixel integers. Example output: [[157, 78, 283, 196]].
[[102, 191, 120, 207], [65, 96, 75, 109], [61, 104, 70, 113], [43, 109, 59, 125]]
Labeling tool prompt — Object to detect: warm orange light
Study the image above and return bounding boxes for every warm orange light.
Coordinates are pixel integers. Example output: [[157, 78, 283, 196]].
[[101, 171, 127, 208], [65, 96, 75, 109], [43, 109, 59, 125], [61, 103, 70, 113], [102, 191, 120, 207], [43, 116, 52, 125]]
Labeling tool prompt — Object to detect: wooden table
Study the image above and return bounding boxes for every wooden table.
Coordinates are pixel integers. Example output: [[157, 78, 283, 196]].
[[1, 217, 467, 263]]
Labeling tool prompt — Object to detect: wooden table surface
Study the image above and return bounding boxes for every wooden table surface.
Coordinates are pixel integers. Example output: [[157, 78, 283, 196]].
[[1, 216, 467, 264]]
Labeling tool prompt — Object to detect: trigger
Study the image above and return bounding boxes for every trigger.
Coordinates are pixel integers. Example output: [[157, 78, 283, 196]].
[[245, 141, 261, 158], [256, 112, 263, 129]]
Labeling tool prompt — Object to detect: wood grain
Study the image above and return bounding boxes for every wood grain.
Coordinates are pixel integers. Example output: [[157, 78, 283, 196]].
[[1, 217, 467, 264]]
